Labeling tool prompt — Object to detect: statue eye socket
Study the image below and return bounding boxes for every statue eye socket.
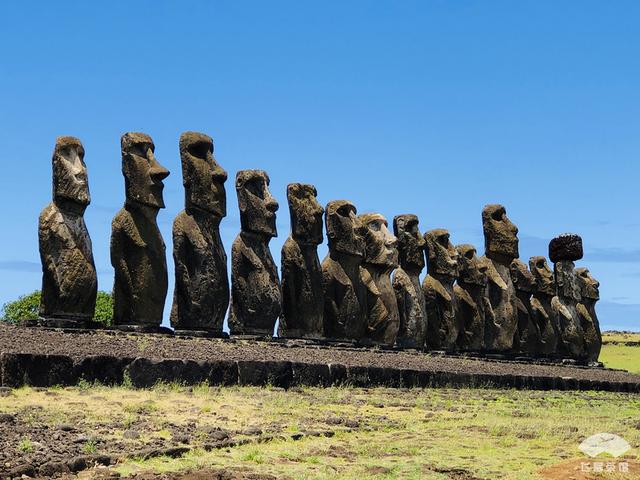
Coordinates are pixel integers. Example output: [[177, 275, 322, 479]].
[[465, 250, 474, 259], [188, 141, 211, 158], [491, 209, 504, 221], [245, 179, 265, 199]]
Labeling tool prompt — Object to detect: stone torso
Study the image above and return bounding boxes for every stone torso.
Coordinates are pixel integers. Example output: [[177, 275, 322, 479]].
[[38, 202, 97, 319], [393, 268, 427, 348], [580, 299, 601, 363], [111, 206, 167, 326], [482, 258, 518, 352], [514, 291, 542, 356], [229, 232, 281, 335], [530, 294, 557, 356], [363, 265, 399, 345], [454, 282, 485, 352], [280, 236, 324, 338], [423, 275, 457, 351], [322, 254, 366, 341], [170, 210, 228, 332]]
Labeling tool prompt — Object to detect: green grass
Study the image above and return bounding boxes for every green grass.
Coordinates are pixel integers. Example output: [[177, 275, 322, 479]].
[[600, 343, 640, 373]]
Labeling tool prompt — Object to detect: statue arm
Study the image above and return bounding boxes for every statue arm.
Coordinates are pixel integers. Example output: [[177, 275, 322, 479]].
[[173, 228, 193, 306], [110, 225, 133, 302]]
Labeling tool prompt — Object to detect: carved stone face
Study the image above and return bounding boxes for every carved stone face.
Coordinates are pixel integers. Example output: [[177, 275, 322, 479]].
[[180, 131, 227, 217], [236, 170, 279, 237], [325, 200, 365, 258], [393, 214, 425, 273], [456, 244, 487, 286], [529, 256, 555, 296], [359, 213, 398, 268], [425, 229, 458, 278], [554, 261, 581, 302], [53, 136, 90, 206], [575, 267, 600, 301], [121, 132, 169, 209], [510, 258, 536, 294], [287, 183, 324, 245], [482, 204, 519, 264]]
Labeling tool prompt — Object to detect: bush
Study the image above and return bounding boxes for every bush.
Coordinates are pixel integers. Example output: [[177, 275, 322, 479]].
[[1, 290, 113, 325], [94, 291, 113, 326], [0, 291, 40, 322]]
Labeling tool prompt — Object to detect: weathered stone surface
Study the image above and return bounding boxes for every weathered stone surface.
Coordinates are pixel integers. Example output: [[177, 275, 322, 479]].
[[1, 353, 75, 387], [111, 133, 170, 328], [551, 255, 585, 360], [75, 355, 133, 385], [422, 229, 459, 351], [170, 132, 229, 334], [125, 358, 208, 388], [359, 213, 399, 345], [39, 137, 97, 323], [529, 256, 558, 356], [228, 170, 281, 335], [322, 200, 367, 341], [280, 184, 324, 338], [392, 214, 427, 349], [454, 244, 488, 352], [549, 233, 583, 263], [510, 259, 542, 356], [481, 204, 519, 352], [576, 267, 602, 363]]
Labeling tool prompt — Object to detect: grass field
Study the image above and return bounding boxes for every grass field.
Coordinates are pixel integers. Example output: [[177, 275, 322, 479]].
[[600, 332, 640, 374], [1, 334, 639, 479]]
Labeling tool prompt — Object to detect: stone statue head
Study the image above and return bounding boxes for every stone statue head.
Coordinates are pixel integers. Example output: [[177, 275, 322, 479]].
[[554, 260, 581, 302], [510, 258, 536, 294], [359, 213, 398, 268], [52, 136, 90, 207], [287, 183, 324, 246], [529, 256, 555, 296], [121, 132, 169, 209], [456, 244, 487, 286], [482, 204, 519, 264], [393, 214, 425, 273], [179, 131, 227, 218], [236, 169, 279, 238], [575, 267, 600, 301], [424, 229, 458, 278], [325, 200, 365, 258]]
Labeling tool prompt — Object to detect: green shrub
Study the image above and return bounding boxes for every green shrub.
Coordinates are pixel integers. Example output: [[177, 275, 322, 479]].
[[1, 290, 113, 325], [1, 291, 40, 322], [94, 291, 113, 326]]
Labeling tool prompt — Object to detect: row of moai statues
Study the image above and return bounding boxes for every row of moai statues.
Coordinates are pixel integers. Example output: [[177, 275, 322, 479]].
[[38, 133, 602, 362]]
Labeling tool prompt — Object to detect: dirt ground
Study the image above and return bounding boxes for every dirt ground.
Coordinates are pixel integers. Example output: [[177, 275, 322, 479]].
[[2, 384, 639, 480]]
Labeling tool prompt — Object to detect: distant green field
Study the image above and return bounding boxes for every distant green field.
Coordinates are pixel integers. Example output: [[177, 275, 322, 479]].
[[601, 332, 640, 373]]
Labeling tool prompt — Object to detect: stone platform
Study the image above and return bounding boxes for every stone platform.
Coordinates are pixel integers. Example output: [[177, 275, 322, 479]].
[[0, 323, 638, 392]]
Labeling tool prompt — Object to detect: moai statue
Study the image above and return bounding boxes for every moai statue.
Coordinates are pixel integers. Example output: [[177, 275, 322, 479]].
[[280, 183, 324, 338], [392, 214, 427, 349], [529, 256, 559, 356], [228, 170, 281, 336], [170, 132, 228, 336], [481, 204, 519, 353], [38, 136, 97, 325], [359, 213, 400, 345], [422, 229, 459, 351], [576, 267, 602, 363], [549, 234, 585, 360], [322, 200, 367, 341], [454, 244, 489, 352], [510, 259, 542, 356], [111, 133, 170, 330]]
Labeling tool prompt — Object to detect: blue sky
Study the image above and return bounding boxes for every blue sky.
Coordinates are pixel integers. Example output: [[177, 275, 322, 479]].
[[1, 1, 639, 331]]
